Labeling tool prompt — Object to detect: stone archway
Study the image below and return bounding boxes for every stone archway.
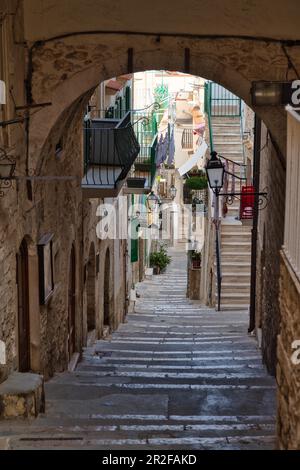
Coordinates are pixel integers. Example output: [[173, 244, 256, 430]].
[[27, 33, 295, 176], [86, 243, 96, 333]]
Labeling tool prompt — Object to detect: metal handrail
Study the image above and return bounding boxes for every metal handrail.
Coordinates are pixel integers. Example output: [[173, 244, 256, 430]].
[[90, 100, 169, 118], [240, 102, 246, 166], [204, 82, 214, 153], [219, 154, 246, 168], [215, 212, 222, 312]]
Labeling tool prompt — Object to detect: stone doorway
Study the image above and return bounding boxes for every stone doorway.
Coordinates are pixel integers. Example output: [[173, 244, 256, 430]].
[[17, 239, 30, 372], [86, 243, 96, 334], [67, 244, 76, 361], [103, 248, 111, 334]]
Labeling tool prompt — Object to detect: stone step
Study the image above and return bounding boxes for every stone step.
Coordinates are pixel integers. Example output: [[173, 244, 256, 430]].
[[221, 224, 252, 233], [212, 117, 241, 125], [221, 252, 251, 262], [221, 273, 252, 285], [220, 304, 250, 311], [216, 261, 251, 273], [214, 143, 243, 151], [221, 232, 252, 243], [7, 421, 275, 439], [217, 293, 250, 304], [10, 434, 276, 450], [214, 133, 241, 141], [212, 126, 241, 134], [222, 283, 251, 294]]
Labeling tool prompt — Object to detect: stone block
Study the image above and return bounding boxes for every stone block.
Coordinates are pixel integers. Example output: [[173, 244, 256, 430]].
[[0, 372, 45, 419], [187, 267, 201, 300]]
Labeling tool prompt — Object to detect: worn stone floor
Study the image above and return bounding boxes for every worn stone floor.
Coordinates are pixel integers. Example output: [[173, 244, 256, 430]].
[[0, 244, 276, 449]]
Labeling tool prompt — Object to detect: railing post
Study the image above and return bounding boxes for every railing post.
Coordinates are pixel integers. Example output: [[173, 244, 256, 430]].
[[215, 190, 221, 311]]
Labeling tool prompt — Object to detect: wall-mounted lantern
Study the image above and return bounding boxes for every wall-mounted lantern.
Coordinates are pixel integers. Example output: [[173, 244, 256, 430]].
[[169, 184, 177, 199], [205, 151, 225, 194], [0, 148, 16, 196], [251, 81, 299, 107], [147, 191, 160, 212]]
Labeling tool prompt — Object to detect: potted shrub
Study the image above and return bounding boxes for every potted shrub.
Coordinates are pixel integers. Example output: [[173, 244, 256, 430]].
[[150, 245, 171, 274], [185, 175, 208, 191], [191, 250, 201, 269]]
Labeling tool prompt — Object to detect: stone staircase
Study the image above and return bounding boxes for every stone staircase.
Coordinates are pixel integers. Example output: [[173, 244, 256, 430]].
[[0, 246, 275, 450], [212, 117, 252, 311]]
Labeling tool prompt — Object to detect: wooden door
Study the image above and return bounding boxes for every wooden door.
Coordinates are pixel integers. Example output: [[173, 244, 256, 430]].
[[68, 245, 76, 359], [17, 239, 30, 372], [103, 249, 110, 327]]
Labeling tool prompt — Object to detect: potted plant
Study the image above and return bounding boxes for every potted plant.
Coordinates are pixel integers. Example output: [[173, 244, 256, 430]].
[[150, 245, 171, 274], [191, 250, 201, 269]]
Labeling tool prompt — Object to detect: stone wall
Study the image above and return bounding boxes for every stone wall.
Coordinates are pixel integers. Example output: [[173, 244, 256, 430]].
[[0, 2, 128, 384], [255, 123, 286, 375], [0, 0, 28, 383], [277, 252, 300, 449], [83, 200, 127, 342]]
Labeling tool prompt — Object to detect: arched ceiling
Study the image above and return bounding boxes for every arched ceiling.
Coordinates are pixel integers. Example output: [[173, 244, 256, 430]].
[[24, 0, 300, 42]]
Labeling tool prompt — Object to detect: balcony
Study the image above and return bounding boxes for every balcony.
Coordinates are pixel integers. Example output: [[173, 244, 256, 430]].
[[82, 112, 140, 198]]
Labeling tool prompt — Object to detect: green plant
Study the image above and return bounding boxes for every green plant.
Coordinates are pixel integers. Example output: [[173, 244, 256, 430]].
[[154, 84, 169, 106], [191, 250, 201, 262], [185, 175, 208, 190], [150, 246, 171, 271]]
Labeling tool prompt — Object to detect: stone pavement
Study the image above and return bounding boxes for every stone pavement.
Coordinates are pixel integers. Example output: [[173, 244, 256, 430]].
[[0, 244, 276, 449]]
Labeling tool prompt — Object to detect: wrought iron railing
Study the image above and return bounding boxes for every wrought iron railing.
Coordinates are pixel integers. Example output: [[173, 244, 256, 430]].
[[208, 82, 241, 117], [204, 82, 214, 153], [83, 99, 170, 190], [83, 112, 140, 187]]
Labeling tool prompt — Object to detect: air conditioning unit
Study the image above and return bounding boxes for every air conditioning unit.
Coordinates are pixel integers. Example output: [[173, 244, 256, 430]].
[[0, 80, 6, 104]]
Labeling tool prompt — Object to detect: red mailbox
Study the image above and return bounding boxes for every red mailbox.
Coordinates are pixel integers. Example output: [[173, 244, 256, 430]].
[[240, 185, 255, 220]]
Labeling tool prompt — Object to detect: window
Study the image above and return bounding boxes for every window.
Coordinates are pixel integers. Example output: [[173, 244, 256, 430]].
[[55, 139, 64, 159]]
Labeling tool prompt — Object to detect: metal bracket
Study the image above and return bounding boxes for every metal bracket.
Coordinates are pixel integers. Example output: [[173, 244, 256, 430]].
[[219, 191, 268, 210]]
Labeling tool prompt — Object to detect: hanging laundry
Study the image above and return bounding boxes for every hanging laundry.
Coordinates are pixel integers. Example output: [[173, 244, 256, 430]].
[[166, 130, 175, 166], [161, 133, 169, 164], [155, 134, 164, 166]]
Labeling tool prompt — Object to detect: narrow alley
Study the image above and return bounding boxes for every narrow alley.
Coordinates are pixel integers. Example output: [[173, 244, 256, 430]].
[[1, 245, 276, 450]]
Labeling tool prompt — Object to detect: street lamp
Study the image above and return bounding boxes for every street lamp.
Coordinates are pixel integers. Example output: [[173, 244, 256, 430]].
[[205, 151, 225, 194], [147, 191, 159, 212], [204, 150, 225, 312], [169, 184, 177, 199]]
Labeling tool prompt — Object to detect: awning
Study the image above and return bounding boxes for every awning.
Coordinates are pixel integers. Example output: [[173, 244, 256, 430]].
[[105, 80, 123, 94], [177, 140, 208, 176]]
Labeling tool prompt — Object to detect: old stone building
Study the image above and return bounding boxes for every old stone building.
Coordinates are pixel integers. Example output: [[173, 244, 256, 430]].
[[0, 0, 300, 450], [0, 1, 128, 390]]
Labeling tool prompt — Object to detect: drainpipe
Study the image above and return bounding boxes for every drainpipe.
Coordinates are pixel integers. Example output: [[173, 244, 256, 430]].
[[249, 114, 261, 332]]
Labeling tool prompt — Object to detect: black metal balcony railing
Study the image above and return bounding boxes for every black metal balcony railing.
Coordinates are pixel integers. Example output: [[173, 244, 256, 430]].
[[82, 112, 140, 190]]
